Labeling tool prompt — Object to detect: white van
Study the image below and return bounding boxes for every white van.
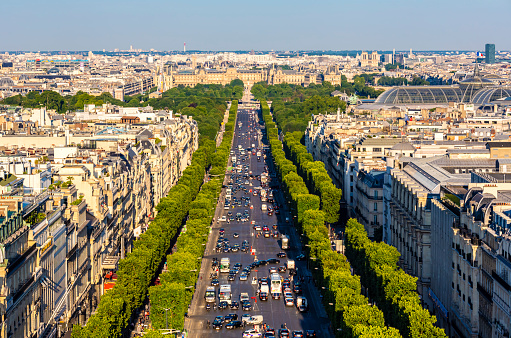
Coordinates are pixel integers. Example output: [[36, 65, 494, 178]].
[[242, 315, 263, 325]]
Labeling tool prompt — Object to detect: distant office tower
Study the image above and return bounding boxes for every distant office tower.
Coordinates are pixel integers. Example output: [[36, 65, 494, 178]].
[[485, 43, 495, 64], [383, 54, 393, 64]]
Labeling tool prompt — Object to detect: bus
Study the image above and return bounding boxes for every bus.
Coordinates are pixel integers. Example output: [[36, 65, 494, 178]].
[[205, 286, 216, 303], [220, 258, 230, 273], [219, 285, 232, 304], [271, 273, 282, 299]]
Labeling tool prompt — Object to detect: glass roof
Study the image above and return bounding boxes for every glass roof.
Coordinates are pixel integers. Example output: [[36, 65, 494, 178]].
[[471, 87, 511, 105], [374, 85, 511, 106], [374, 86, 468, 104]]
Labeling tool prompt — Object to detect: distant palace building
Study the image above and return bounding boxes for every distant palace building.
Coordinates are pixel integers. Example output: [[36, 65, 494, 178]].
[[160, 63, 344, 89]]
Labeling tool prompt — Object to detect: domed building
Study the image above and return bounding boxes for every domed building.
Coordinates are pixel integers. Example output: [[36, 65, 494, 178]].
[[0, 77, 14, 87], [369, 64, 511, 109]]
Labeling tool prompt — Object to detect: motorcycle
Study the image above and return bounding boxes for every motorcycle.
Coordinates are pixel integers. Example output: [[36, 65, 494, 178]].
[[206, 303, 211, 311]]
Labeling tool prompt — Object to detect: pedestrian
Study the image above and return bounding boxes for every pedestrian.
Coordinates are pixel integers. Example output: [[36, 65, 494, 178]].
[[207, 320, 210, 328]]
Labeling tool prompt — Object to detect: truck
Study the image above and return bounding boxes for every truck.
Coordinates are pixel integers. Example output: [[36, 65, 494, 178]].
[[219, 284, 232, 304], [226, 188, 232, 199], [260, 189, 267, 202], [270, 273, 282, 299], [260, 173, 268, 184], [261, 204, 267, 212], [286, 260, 296, 275], [259, 284, 269, 301], [220, 258, 230, 273], [205, 286, 216, 303], [281, 235, 290, 250]]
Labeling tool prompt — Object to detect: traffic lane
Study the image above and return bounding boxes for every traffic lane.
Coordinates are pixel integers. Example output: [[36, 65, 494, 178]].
[[236, 136, 319, 331], [268, 167, 330, 336], [226, 195, 307, 328], [186, 112, 252, 336], [189, 111, 323, 336]]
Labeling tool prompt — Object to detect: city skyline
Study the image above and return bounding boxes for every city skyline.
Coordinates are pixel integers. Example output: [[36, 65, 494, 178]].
[[2, 0, 510, 51]]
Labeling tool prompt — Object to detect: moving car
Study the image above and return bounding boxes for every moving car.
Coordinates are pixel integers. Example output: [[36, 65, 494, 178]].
[[265, 328, 276, 337], [225, 320, 243, 329], [242, 300, 252, 311], [224, 313, 238, 323], [240, 293, 250, 302], [305, 330, 317, 337], [212, 316, 223, 330], [243, 329, 262, 337], [293, 282, 303, 294], [279, 329, 290, 337], [267, 258, 280, 264], [296, 254, 306, 261], [285, 294, 294, 306]]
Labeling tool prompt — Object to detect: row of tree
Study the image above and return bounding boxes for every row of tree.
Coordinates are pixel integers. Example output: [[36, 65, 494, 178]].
[[70, 101, 238, 338], [261, 101, 401, 337], [345, 219, 446, 337], [147, 101, 239, 333], [252, 83, 348, 134], [261, 100, 319, 222], [282, 132, 342, 224]]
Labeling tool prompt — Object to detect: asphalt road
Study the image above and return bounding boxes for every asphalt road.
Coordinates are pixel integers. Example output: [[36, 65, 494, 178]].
[[185, 106, 331, 338]]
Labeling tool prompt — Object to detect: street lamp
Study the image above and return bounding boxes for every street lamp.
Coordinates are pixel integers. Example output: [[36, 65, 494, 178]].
[[163, 307, 171, 330]]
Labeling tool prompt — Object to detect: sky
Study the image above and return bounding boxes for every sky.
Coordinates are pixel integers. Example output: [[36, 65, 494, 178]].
[[1, 0, 510, 51]]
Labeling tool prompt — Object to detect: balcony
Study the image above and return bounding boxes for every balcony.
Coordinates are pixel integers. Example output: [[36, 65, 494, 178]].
[[492, 270, 511, 292], [355, 185, 383, 200], [477, 282, 492, 301]]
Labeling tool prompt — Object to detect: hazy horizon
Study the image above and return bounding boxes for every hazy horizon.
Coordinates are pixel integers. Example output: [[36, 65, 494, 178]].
[[2, 0, 509, 51]]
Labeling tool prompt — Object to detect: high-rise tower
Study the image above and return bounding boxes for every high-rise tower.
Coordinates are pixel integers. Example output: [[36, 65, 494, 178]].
[[485, 43, 495, 64]]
